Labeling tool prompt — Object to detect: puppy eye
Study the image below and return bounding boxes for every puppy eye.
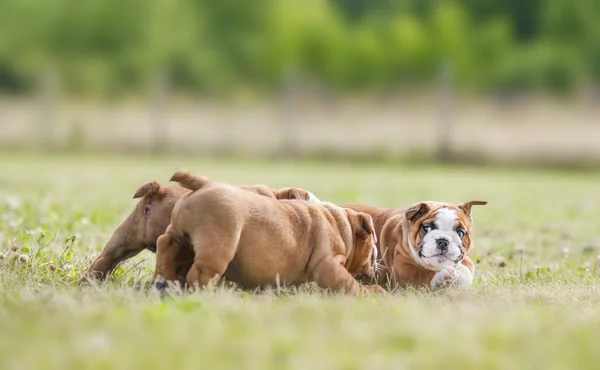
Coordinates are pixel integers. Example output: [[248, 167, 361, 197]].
[[422, 225, 433, 233], [144, 204, 151, 216], [457, 229, 466, 238]]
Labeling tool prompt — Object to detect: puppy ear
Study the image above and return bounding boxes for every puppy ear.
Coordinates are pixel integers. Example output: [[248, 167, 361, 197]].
[[357, 212, 376, 242], [458, 200, 487, 217], [133, 181, 166, 199], [286, 189, 301, 200], [405, 202, 430, 223], [268, 188, 280, 199], [293, 189, 311, 201], [298, 189, 311, 201], [276, 188, 307, 200]]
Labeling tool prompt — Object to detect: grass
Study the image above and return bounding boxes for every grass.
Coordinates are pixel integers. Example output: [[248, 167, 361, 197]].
[[1, 151, 600, 369]]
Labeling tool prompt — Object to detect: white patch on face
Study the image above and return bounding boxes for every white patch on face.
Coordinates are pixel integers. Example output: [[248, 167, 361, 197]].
[[435, 208, 457, 231], [420, 208, 463, 270], [307, 191, 321, 204]]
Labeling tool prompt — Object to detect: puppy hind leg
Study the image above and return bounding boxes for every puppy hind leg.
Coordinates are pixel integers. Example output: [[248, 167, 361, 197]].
[[186, 234, 238, 290], [154, 233, 189, 288]]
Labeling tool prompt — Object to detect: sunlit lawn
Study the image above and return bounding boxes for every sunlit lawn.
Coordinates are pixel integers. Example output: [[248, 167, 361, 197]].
[[1, 152, 600, 369]]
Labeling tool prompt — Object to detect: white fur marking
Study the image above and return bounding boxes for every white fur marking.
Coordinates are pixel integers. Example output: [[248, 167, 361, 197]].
[[454, 264, 474, 289], [307, 192, 321, 204], [419, 208, 463, 270], [430, 265, 473, 290], [372, 241, 378, 262], [435, 208, 457, 231], [430, 266, 459, 290], [372, 240, 378, 269]]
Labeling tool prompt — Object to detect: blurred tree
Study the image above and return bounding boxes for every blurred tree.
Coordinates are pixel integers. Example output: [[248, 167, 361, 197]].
[[0, 0, 596, 96]]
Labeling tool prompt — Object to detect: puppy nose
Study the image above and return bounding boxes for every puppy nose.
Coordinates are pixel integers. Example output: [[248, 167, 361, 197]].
[[436, 239, 449, 251], [155, 279, 168, 290]]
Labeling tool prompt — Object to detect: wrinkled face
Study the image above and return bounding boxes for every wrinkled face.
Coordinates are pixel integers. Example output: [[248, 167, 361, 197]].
[[418, 207, 469, 269], [405, 201, 486, 271], [344, 209, 378, 279]]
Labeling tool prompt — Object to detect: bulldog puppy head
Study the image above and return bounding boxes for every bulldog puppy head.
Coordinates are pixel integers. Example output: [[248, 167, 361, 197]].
[[404, 200, 487, 271], [80, 181, 189, 282], [343, 209, 378, 279], [275, 187, 321, 203]]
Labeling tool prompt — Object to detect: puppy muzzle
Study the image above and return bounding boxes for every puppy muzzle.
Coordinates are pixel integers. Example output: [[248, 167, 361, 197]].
[[418, 244, 464, 265]]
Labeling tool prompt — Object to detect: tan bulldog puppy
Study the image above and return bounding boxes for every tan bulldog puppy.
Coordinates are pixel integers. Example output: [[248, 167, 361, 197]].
[[344, 201, 486, 290], [80, 175, 321, 283], [153, 170, 382, 295], [80, 182, 188, 283]]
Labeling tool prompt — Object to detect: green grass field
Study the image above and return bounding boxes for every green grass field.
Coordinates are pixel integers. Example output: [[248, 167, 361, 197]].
[[1, 152, 600, 369]]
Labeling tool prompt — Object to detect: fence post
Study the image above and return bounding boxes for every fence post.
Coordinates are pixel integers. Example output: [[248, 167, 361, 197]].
[[279, 69, 299, 158], [151, 68, 169, 154], [435, 62, 454, 162], [37, 69, 57, 150]]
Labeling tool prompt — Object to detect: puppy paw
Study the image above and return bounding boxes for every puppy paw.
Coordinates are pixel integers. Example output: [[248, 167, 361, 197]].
[[454, 264, 474, 289], [430, 266, 459, 290], [154, 275, 168, 290], [362, 285, 386, 295]]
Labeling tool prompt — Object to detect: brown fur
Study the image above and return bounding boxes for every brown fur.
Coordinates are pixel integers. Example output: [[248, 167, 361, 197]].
[[80, 182, 189, 283], [343, 201, 486, 289], [80, 171, 320, 283], [170, 169, 317, 202], [154, 174, 383, 295]]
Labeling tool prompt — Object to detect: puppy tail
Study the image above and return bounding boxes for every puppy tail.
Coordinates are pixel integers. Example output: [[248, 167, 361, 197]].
[[170, 169, 212, 191]]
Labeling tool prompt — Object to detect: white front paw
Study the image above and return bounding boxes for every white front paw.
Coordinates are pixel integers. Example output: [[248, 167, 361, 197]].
[[454, 264, 474, 289], [430, 266, 459, 290]]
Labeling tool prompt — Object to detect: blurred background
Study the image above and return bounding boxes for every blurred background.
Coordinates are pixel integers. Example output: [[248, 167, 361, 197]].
[[0, 0, 598, 167]]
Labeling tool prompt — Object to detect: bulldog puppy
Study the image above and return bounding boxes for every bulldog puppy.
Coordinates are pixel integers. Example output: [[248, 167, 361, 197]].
[[80, 174, 321, 283], [80, 182, 189, 283], [344, 201, 486, 290], [153, 171, 382, 295]]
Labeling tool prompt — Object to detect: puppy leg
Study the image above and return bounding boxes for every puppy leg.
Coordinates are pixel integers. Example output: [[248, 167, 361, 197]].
[[80, 247, 145, 283], [430, 258, 475, 290], [454, 264, 474, 289], [154, 233, 191, 289], [430, 266, 459, 290], [312, 258, 384, 296], [186, 234, 238, 290], [392, 262, 437, 289]]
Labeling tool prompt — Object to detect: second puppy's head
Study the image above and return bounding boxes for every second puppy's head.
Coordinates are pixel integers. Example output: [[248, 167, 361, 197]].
[[343, 208, 378, 280], [404, 200, 487, 271]]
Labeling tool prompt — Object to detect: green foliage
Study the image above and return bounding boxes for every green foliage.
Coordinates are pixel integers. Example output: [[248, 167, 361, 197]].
[[0, 0, 596, 96]]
